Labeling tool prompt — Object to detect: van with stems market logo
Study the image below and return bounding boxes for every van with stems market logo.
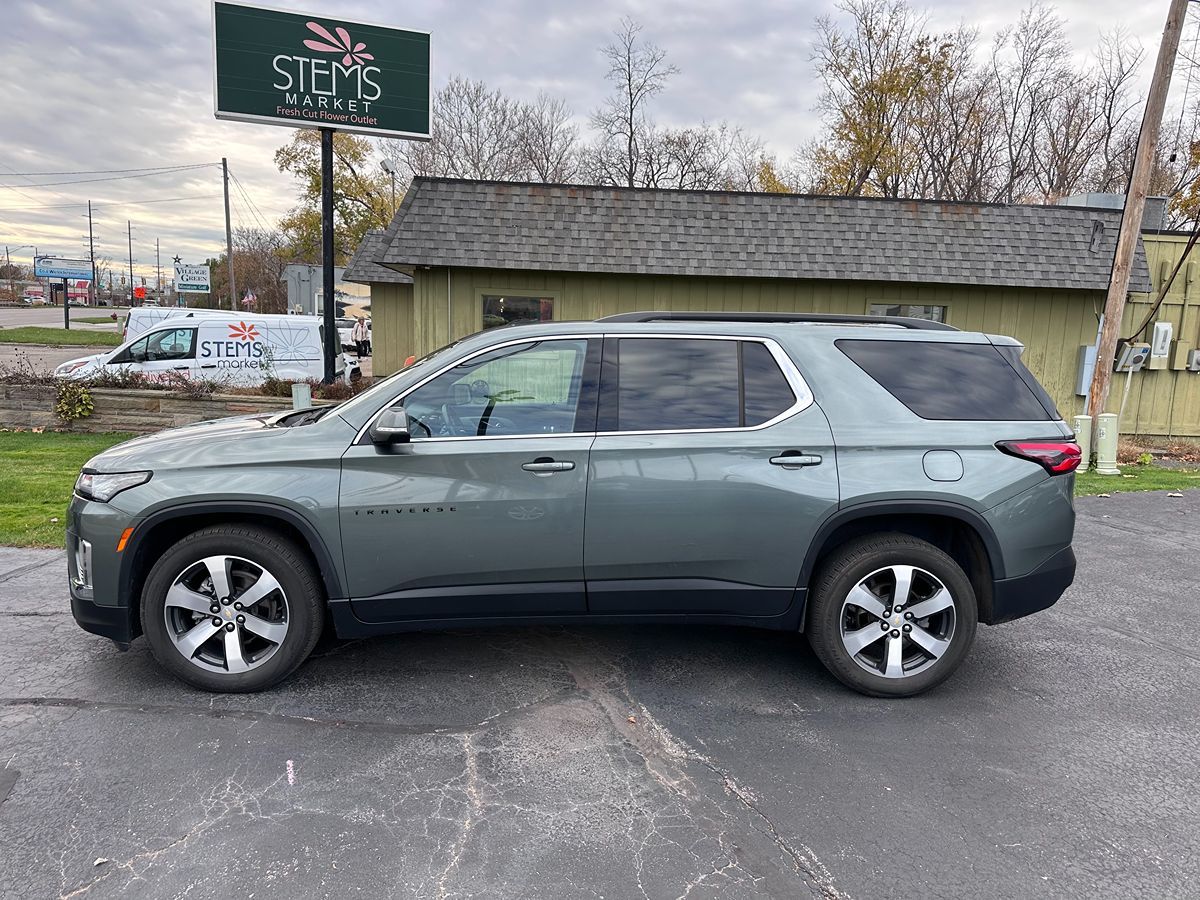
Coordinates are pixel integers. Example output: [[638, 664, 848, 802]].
[[198, 321, 268, 369], [212, 2, 431, 139]]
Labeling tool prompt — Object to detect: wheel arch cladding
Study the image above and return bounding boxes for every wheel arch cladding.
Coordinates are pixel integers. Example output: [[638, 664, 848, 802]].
[[799, 502, 1000, 626], [120, 503, 342, 638]]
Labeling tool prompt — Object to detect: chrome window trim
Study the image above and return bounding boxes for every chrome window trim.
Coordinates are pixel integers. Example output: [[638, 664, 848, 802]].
[[353, 332, 815, 445]]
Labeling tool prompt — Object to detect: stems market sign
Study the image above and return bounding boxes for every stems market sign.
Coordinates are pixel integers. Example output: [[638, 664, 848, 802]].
[[212, 1, 430, 139]]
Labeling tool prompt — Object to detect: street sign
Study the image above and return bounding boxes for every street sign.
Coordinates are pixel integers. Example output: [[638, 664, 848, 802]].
[[212, 1, 431, 139], [174, 264, 211, 293], [34, 257, 93, 280], [133, 287, 147, 299]]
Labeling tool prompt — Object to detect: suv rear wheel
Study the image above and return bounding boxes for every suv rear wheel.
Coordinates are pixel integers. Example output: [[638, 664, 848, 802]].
[[140, 525, 324, 692], [806, 534, 977, 697]]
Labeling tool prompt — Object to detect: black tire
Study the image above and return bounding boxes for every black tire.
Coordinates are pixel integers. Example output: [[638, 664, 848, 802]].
[[805, 533, 977, 698], [140, 525, 325, 692]]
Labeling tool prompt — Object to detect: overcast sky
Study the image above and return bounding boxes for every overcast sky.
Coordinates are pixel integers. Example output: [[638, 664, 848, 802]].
[[2, 0, 1178, 283]]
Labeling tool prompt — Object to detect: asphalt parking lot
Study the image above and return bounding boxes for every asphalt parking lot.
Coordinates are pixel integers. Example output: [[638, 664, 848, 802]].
[[1, 491, 1198, 899]]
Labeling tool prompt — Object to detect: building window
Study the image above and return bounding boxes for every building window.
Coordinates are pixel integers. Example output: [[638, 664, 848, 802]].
[[868, 303, 947, 323], [481, 295, 554, 330]]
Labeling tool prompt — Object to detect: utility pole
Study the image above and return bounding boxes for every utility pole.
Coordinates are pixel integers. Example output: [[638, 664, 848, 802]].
[[127, 221, 135, 308], [156, 238, 161, 300], [222, 157, 236, 310], [1087, 0, 1188, 431], [320, 129, 337, 383], [87, 201, 97, 307], [4, 246, 12, 302]]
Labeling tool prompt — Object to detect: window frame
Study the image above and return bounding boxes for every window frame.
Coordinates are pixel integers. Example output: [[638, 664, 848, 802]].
[[354, 333, 813, 444], [476, 288, 559, 332], [111, 326, 197, 364], [356, 335, 601, 444], [596, 334, 812, 436]]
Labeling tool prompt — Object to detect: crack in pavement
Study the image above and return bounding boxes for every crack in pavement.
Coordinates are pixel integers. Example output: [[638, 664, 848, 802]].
[[0, 553, 65, 585], [554, 637, 849, 900], [0, 690, 580, 737]]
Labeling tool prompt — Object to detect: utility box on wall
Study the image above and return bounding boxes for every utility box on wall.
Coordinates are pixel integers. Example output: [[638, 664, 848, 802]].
[[1172, 341, 1194, 370], [1075, 344, 1097, 396], [1115, 342, 1151, 373], [1148, 322, 1173, 370]]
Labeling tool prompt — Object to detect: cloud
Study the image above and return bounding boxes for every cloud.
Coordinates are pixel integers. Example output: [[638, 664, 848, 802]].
[[2, 0, 1167, 277]]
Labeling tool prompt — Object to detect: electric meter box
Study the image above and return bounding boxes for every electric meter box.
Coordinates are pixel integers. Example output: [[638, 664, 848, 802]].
[[1148, 322, 1173, 370], [1172, 340, 1194, 370], [1114, 342, 1151, 373]]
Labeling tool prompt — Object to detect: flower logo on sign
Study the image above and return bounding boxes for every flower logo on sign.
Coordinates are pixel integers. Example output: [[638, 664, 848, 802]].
[[303, 21, 374, 66], [229, 322, 260, 342]]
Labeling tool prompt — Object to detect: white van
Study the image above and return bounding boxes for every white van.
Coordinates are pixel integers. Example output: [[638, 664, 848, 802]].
[[121, 306, 230, 341], [56, 314, 359, 386]]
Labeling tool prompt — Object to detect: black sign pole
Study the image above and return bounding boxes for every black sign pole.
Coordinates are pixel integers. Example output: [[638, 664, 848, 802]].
[[63, 278, 69, 329], [320, 128, 337, 385]]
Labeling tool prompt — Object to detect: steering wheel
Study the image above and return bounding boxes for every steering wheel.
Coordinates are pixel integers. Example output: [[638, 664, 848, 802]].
[[440, 403, 467, 436], [410, 418, 433, 438]]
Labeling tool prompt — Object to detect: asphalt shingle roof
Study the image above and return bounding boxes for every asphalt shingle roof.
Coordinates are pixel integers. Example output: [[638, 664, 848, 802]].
[[343, 228, 413, 285], [369, 178, 1152, 293]]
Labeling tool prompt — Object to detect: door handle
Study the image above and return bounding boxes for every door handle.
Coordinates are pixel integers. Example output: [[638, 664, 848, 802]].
[[522, 458, 575, 473], [770, 452, 822, 468]]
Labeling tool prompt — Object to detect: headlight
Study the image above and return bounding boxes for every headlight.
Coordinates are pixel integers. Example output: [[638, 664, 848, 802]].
[[56, 360, 89, 376], [75, 471, 151, 502]]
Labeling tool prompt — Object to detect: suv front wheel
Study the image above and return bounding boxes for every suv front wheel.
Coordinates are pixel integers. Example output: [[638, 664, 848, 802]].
[[140, 525, 325, 692], [806, 534, 978, 697]]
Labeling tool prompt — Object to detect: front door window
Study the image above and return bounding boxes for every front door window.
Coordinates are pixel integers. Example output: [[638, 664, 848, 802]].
[[401, 339, 590, 438]]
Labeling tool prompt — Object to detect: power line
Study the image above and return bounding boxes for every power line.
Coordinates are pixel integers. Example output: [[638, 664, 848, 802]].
[[0, 164, 220, 189], [0, 163, 220, 177], [229, 170, 271, 231], [0, 193, 225, 212]]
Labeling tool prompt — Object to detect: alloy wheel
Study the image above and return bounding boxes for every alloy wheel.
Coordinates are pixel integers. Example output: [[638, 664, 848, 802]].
[[838, 564, 956, 679], [162, 555, 290, 674]]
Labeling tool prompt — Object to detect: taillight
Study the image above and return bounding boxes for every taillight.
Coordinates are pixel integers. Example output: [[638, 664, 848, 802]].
[[996, 440, 1082, 475]]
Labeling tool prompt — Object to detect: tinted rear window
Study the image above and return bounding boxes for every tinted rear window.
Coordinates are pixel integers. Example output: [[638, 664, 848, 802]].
[[837, 339, 1053, 421], [614, 338, 741, 431]]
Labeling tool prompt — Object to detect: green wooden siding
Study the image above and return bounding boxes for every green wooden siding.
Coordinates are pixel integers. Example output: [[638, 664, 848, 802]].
[[365, 247, 1200, 437], [367, 282, 414, 377]]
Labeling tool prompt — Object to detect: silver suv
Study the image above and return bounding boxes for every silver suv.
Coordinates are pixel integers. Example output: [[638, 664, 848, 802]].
[[68, 312, 1079, 696]]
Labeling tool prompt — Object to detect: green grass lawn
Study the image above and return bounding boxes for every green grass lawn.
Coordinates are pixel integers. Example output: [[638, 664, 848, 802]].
[[0, 326, 121, 347], [1075, 466, 1200, 496], [0, 432, 134, 547], [72, 316, 119, 325]]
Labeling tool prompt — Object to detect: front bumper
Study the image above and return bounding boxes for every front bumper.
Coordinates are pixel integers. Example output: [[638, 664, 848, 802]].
[[67, 495, 140, 643], [987, 546, 1076, 624], [70, 588, 135, 643]]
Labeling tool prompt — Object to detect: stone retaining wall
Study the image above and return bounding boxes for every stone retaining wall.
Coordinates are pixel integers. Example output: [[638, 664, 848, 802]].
[[0, 385, 308, 433]]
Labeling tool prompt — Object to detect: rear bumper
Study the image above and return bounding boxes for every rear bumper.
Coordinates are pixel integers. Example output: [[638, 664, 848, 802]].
[[987, 546, 1076, 624]]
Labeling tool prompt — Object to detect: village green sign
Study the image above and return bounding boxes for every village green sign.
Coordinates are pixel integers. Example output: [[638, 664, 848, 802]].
[[212, 1, 430, 139]]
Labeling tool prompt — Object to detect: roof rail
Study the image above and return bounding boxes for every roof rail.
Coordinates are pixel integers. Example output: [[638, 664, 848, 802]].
[[597, 311, 958, 331]]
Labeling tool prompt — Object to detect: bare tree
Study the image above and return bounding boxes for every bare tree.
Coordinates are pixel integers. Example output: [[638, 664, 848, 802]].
[[386, 77, 526, 181], [517, 93, 580, 182], [589, 17, 679, 187]]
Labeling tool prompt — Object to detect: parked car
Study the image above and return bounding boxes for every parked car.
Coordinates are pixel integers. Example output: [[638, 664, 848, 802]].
[[67, 312, 1079, 696], [54, 313, 358, 386], [24, 295, 48, 306]]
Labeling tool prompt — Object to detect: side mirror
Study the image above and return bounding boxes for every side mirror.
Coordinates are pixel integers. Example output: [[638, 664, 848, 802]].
[[370, 407, 411, 445]]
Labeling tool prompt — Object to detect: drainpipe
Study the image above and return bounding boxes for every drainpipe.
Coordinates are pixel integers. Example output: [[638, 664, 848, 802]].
[[447, 267, 452, 345]]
